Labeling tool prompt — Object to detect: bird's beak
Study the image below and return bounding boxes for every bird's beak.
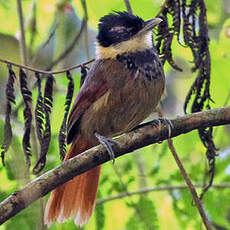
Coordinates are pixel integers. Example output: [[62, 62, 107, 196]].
[[137, 18, 163, 35]]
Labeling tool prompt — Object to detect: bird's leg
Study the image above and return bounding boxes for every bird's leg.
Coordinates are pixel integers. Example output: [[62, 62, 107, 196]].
[[95, 132, 117, 164]]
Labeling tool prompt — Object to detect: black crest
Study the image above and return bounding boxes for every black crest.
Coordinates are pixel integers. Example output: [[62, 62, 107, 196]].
[[97, 11, 144, 47]]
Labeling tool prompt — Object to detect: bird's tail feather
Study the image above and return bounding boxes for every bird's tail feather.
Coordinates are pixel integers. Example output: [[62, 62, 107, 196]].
[[44, 135, 101, 227]]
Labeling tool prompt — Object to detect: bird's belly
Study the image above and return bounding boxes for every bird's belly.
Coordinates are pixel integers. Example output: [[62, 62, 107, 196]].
[[80, 77, 164, 142]]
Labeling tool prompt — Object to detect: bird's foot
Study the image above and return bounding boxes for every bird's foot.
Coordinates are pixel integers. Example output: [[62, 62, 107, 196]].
[[151, 118, 173, 138], [131, 118, 173, 139], [95, 132, 117, 164]]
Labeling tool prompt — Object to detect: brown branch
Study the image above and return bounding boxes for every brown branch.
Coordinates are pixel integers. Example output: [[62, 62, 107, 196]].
[[158, 109, 212, 229], [124, 0, 133, 14], [0, 58, 94, 75], [167, 138, 213, 230], [97, 183, 230, 205], [0, 107, 230, 224]]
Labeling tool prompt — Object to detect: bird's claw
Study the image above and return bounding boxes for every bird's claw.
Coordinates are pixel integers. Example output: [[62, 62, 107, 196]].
[[95, 132, 117, 164], [151, 118, 173, 138]]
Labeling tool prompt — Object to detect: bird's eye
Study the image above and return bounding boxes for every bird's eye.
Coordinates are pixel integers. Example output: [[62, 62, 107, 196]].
[[110, 26, 134, 33], [110, 26, 126, 32]]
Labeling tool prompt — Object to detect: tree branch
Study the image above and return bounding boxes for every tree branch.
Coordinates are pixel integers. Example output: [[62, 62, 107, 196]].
[[0, 106, 230, 224]]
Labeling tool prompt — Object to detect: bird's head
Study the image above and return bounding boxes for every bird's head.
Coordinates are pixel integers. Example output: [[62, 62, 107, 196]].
[[96, 11, 162, 59]]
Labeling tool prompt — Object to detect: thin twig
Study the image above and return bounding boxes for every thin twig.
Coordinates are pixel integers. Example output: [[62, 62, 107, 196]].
[[223, 91, 230, 107], [38, 198, 45, 230], [135, 152, 147, 188], [47, 18, 87, 70], [16, 0, 27, 65], [0, 58, 94, 75], [167, 138, 213, 230], [124, 0, 133, 14], [0, 107, 230, 224], [31, 22, 58, 65], [81, 0, 90, 59], [97, 183, 230, 205], [28, 0, 37, 52], [157, 108, 212, 229]]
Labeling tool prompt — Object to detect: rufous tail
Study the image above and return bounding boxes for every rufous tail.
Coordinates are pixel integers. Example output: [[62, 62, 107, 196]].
[[44, 135, 101, 227]]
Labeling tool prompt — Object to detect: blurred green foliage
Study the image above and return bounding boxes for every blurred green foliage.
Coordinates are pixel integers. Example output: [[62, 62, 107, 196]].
[[0, 0, 230, 230]]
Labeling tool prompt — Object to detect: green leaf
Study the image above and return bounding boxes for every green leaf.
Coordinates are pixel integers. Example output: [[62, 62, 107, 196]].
[[95, 190, 105, 230], [126, 196, 158, 230], [5, 200, 40, 230]]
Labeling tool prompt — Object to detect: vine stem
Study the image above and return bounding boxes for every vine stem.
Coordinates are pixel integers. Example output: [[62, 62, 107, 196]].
[[0, 58, 95, 75], [97, 183, 230, 205], [158, 108, 213, 230], [167, 139, 213, 230]]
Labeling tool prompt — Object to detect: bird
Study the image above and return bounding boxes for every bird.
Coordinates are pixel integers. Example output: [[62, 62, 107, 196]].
[[44, 11, 165, 227]]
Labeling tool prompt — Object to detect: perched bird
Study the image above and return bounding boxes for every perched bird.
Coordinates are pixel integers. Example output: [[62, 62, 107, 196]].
[[44, 11, 165, 227]]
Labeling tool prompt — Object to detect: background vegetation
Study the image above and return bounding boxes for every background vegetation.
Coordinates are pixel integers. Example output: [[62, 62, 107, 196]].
[[0, 0, 230, 229]]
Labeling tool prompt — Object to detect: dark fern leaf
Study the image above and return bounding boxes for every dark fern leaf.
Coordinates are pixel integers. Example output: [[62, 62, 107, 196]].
[[19, 69, 33, 168], [183, 77, 197, 113], [162, 31, 182, 71], [156, 7, 168, 64], [156, 0, 216, 198], [34, 72, 45, 146], [58, 71, 74, 160], [33, 74, 54, 174], [169, 0, 181, 44], [156, 2, 182, 71], [157, 0, 216, 198], [1, 64, 16, 166], [183, 0, 216, 198]]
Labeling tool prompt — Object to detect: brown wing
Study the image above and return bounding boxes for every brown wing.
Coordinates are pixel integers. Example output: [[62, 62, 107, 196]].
[[67, 59, 109, 144]]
